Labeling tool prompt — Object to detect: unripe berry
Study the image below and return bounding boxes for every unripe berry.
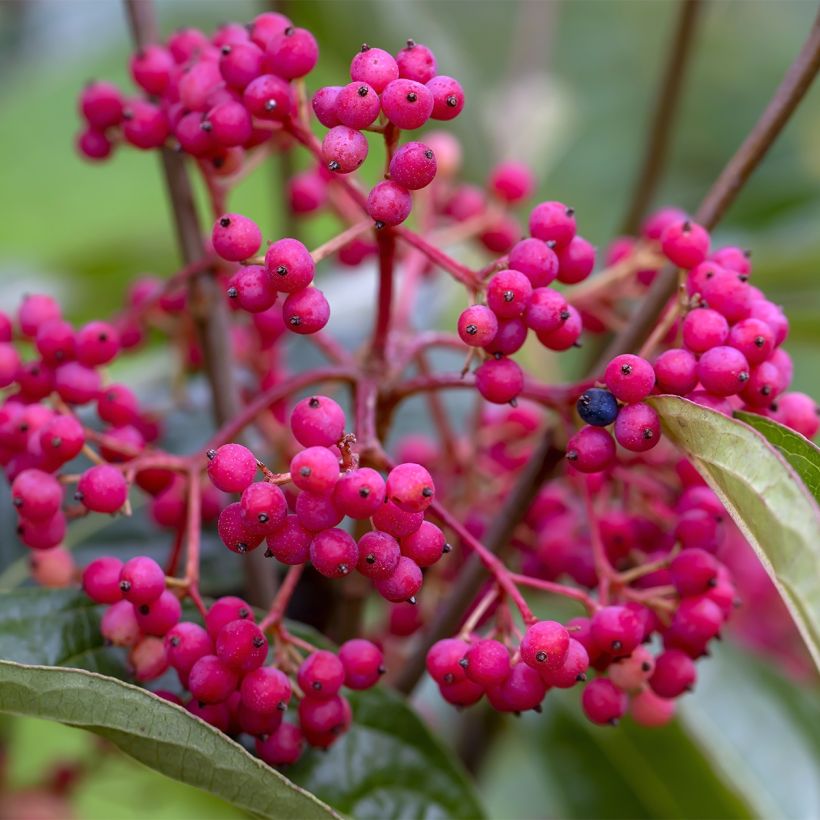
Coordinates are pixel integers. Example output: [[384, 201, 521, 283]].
[[249, 12, 292, 50], [255, 723, 304, 765], [55, 362, 101, 405], [458, 305, 498, 347], [487, 269, 533, 319], [266, 514, 312, 564], [312, 85, 342, 126], [509, 239, 559, 288], [728, 317, 775, 366], [11, 469, 63, 521], [556, 236, 596, 284], [700, 268, 752, 323], [697, 346, 750, 397], [295, 491, 343, 532], [539, 638, 589, 688], [536, 304, 582, 350], [356, 530, 401, 579], [591, 605, 643, 656], [774, 392, 819, 439], [219, 41, 265, 89], [400, 521, 447, 567], [367, 180, 413, 227], [529, 201, 576, 248], [372, 499, 423, 538], [670, 548, 720, 596], [206, 443, 257, 493], [130, 636, 169, 682], [463, 639, 510, 687], [122, 101, 169, 150], [290, 446, 340, 495], [218, 502, 264, 554], [17, 512, 66, 551], [30, 546, 75, 588], [524, 288, 569, 334], [80, 81, 124, 129], [520, 620, 570, 671], [488, 161, 535, 203], [630, 687, 676, 727], [240, 481, 288, 534], [335, 81, 381, 129], [282, 287, 330, 335], [243, 73, 293, 120], [134, 589, 182, 637], [581, 678, 627, 725], [187, 699, 231, 734], [266, 26, 318, 79], [654, 348, 698, 395], [118, 556, 165, 605], [607, 646, 655, 693], [386, 462, 434, 513], [76, 465, 127, 514], [265, 238, 316, 293], [426, 638, 470, 685], [649, 649, 696, 697], [164, 622, 213, 674], [475, 357, 524, 405], [426, 75, 465, 120], [487, 662, 546, 712]]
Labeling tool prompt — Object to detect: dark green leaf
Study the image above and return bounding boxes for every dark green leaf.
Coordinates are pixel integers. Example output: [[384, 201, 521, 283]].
[[0, 661, 337, 820], [287, 686, 486, 819], [648, 396, 820, 670], [734, 409, 820, 502], [0, 588, 126, 678]]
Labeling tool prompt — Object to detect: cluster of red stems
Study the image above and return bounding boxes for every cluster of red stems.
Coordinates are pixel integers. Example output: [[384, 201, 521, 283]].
[[0, 11, 816, 765]]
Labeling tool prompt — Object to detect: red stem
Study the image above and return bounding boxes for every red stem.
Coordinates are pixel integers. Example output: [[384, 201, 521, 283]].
[[260, 564, 305, 630]]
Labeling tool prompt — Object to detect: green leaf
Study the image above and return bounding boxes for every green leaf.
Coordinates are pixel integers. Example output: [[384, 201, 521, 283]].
[[287, 686, 486, 819], [648, 396, 820, 670], [734, 409, 820, 502], [0, 587, 126, 678], [0, 660, 338, 820]]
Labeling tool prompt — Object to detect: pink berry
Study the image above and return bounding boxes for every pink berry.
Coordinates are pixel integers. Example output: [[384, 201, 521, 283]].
[[529, 201, 576, 248], [509, 239, 559, 288], [130, 636, 169, 682], [204, 101, 253, 148], [372, 499, 423, 538], [698, 346, 750, 396], [488, 161, 535, 203], [0, 343, 20, 388], [206, 443, 257, 493], [29, 547, 74, 588], [322, 125, 368, 173], [700, 268, 752, 323], [613, 402, 661, 452], [335, 81, 381, 129], [219, 41, 265, 90], [728, 317, 774, 365], [400, 521, 447, 567], [206, 596, 253, 640], [367, 180, 413, 227], [556, 236, 596, 284], [256, 723, 304, 765], [266, 514, 312, 564], [82, 556, 124, 604], [17, 512, 66, 551], [605, 354, 655, 404], [654, 348, 698, 395], [290, 446, 340, 495], [682, 308, 729, 353], [426, 75, 464, 120], [539, 638, 589, 688], [487, 662, 546, 712], [295, 491, 343, 532], [130, 44, 174, 95], [475, 357, 524, 405], [670, 548, 720, 596], [76, 464, 127, 514], [80, 81, 124, 129], [356, 530, 401, 579], [101, 599, 140, 647], [641, 207, 687, 240], [520, 620, 570, 671], [389, 141, 437, 190], [660, 219, 710, 269], [375, 556, 423, 603], [311, 85, 342, 127], [35, 319, 75, 365], [487, 269, 533, 319], [228, 265, 277, 313], [241, 666, 292, 714], [339, 638, 385, 689], [75, 321, 120, 367], [134, 589, 182, 637], [164, 622, 213, 674], [381, 79, 434, 130], [266, 26, 318, 79], [630, 688, 676, 727], [216, 619, 268, 672], [427, 638, 470, 685], [243, 74, 293, 120], [333, 467, 386, 519], [55, 362, 101, 405], [350, 45, 399, 92], [249, 12, 292, 50], [649, 649, 696, 697], [118, 556, 165, 605], [458, 305, 498, 347], [77, 128, 112, 160], [774, 392, 819, 439], [566, 426, 615, 473], [11, 469, 62, 521], [39, 414, 84, 464], [607, 646, 655, 693], [310, 527, 358, 578], [524, 288, 569, 334], [591, 605, 643, 656], [240, 481, 288, 534], [396, 40, 437, 83], [385, 462, 434, 513], [297, 651, 345, 699], [264, 239, 316, 295], [212, 214, 262, 262], [218, 502, 264, 554], [122, 100, 169, 150], [189, 654, 239, 703], [537, 303, 583, 350], [464, 639, 510, 687], [582, 678, 627, 725], [290, 395, 345, 448]]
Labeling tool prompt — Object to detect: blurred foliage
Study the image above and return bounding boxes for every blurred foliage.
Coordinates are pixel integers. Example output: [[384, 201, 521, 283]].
[[1, 1, 819, 818]]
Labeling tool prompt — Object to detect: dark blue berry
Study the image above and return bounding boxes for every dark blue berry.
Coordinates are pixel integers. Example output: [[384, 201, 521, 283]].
[[577, 388, 619, 427]]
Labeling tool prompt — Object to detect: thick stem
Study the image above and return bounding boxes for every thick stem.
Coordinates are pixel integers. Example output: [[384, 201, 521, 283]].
[[371, 231, 396, 366], [620, 0, 704, 234], [599, 11, 820, 369]]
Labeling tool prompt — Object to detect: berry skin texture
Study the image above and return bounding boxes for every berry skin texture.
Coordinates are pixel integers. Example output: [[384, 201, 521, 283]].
[[333, 467, 385, 519], [375, 556, 423, 603], [565, 426, 616, 473], [118, 556, 165, 605], [556, 236, 596, 284], [205, 596, 254, 640], [591, 605, 643, 656], [207, 443, 258, 493], [509, 239, 559, 288], [475, 357, 524, 405], [266, 514, 312, 564], [654, 348, 699, 395], [367, 181, 412, 227], [339, 639, 385, 689], [295, 491, 343, 532], [11, 469, 63, 521], [310, 527, 358, 578], [76, 465, 127, 514], [218, 502, 264, 554], [529, 201, 576, 248], [649, 649, 696, 697], [660, 219, 710, 269], [386, 462, 434, 513], [371, 500, 423, 538], [212, 214, 263, 262], [728, 317, 774, 365], [241, 481, 288, 534], [290, 446, 340, 495], [614, 402, 661, 452], [290, 395, 346, 448], [216, 619, 268, 672], [381, 79, 434, 130], [487, 662, 547, 713], [297, 651, 345, 699], [576, 388, 619, 427], [582, 678, 627, 725], [427, 638, 470, 685], [396, 41, 437, 83], [697, 346, 750, 397], [520, 620, 570, 671], [266, 26, 319, 79], [426, 75, 465, 120], [458, 305, 498, 347], [188, 655, 240, 704], [540, 638, 590, 688], [605, 354, 656, 404], [350, 46, 399, 93], [243, 74, 293, 120], [240, 666, 292, 714], [311, 86, 341, 127], [82, 557, 124, 604], [164, 622, 213, 674], [335, 82, 381, 129], [487, 269, 533, 319], [524, 288, 569, 334], [322, 125, 369, 173], [400, 521, 447, 567], [389, 142, 437, 190], [282, 287, 330, 334], [357, 530, 401, 579], [464, 639, 511, 687]]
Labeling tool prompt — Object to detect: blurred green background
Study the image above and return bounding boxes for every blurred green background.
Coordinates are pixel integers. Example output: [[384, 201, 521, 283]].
[[0, 1, 818, 818]]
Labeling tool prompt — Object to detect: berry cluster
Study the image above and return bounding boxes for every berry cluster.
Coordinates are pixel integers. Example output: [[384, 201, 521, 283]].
[[81, 552, 384, 762], [209, 395, 445, 605]]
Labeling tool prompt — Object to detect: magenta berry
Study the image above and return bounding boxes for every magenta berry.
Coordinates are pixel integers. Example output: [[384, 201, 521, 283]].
[[82, 556, 124, 604], [524, 288, 569, 334], [11, 469, 62, 521], [207, 443, 257, 493], [118, 556, 165, 606], [80, 81, 123, 129], [367, 180, 413, 228], [229, 265, 277, 313], [241, 482, 288, 534], [389, 141, 437, 190], [475, 357, 524, 405], [520, 620, 570, 671], [266, 514, 312, 564], [385, 462, 434, 513], [212, 214, 262, 262], [218, 502, 264, 554], [134, 589, 182, 637], [509, 239, 559, 288], [396, 40, 437, 83], [537, 303, 583, 350], [375, 555, 423, 603], [654, 348, 698, 395], [100, 600, 140, 647], [290, 446, 340, 495], [290, 395, 345, 448], [356, 530, 401, 579], [529, 201, 576, 248], [400, 521, 447, 567], [427, 74, 464, 120], [333, 467, 386, 519], [350, 46, 399, 92], [216, 619, 268, 672], [76, 465, 127, 514], [295, 491, 343, 532], [282, 287, 330, 334], [206, 596, 253, 640], [371, 499, 423, 538], [76, 320, 120, 367], [265, 238, 315, 294], [165, 622, 213, 674], [582, 678, 627, 725], [631, 688, 676, 727], [650, 649, 696, 697], [661, 219, 710, 269], [591, 605, 643, 656], [697, 346, 750, 396], [335, 81, 381, 129], [381, 79, 434, 130], [256, 723, 304, 766], [55, 362, 101, 405], [556, 236, 596, 285], [322, 125, 368, 173], [605, 354, 655, 404], [122, 101, 169, 150], [339, 639, 384, 689], [728, 317, 774, 365], [219, 41, 265, 89], [670, 548, 720, 596], [613, 402, 661, 452], [266, 26, 318, 79], [426, 638, 470, 685], [240, 666, 292, 714], [458, 305, 498, 347], [243, 73, 293, 120], [565, 426, 615, 473], [539, 638, 590, 688], [775, 392, 819, 438], [463, 639, 510, 687], [188, 654, 239, 704], [297, 651, 345, 699], [489, 161, 535, 203], [310, 527, 358, 578], [487, 662, 546, 713], [487, 269, 533, 319]]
